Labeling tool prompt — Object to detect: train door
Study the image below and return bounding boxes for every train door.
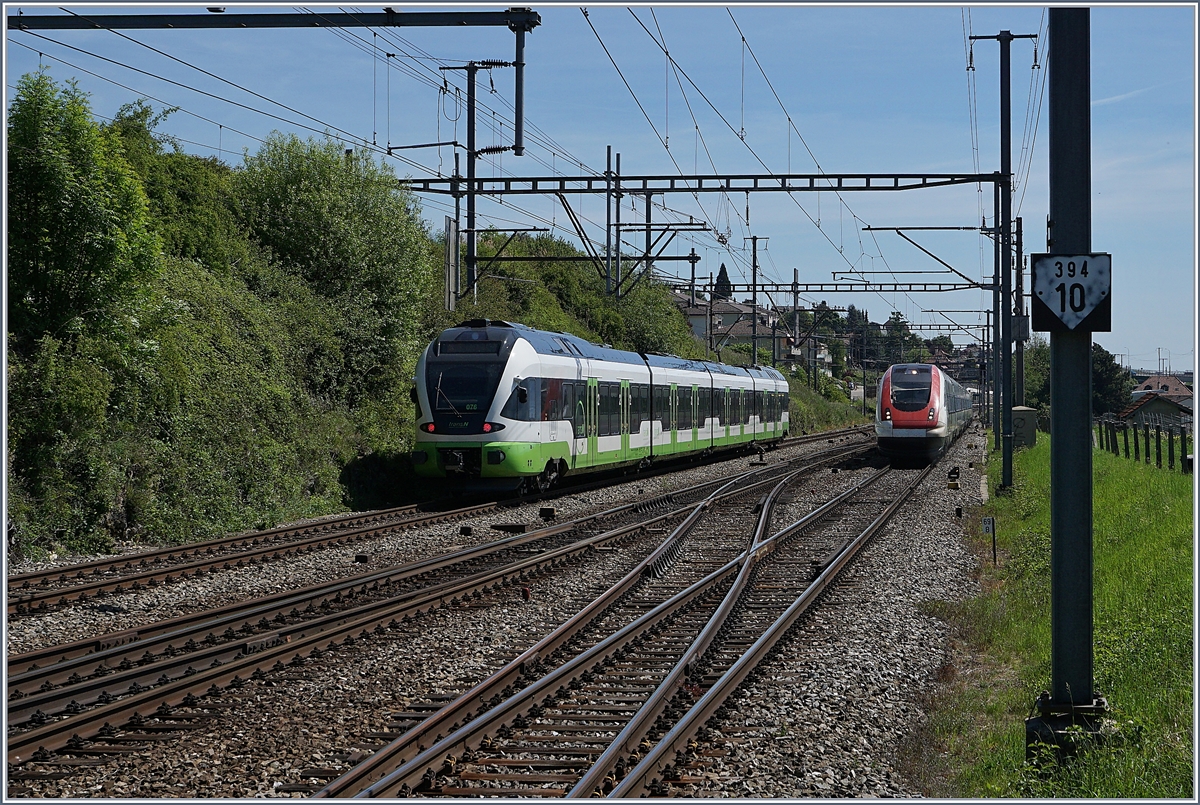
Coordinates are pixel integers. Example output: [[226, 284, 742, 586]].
[[691, 385, 699, 445], [669, 384, 678, 453], [738, 387, 746, 440], [547, 380, 559, 443], [584, 378, 599, 469], [620, 380, 631, 462]]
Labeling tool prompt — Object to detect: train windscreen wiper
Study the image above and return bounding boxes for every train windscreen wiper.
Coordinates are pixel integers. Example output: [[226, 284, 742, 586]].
[[435, 372, 462, 417]]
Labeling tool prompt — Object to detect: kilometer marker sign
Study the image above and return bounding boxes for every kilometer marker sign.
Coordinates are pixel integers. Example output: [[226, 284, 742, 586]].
[[1030, 253, 1112, 332]]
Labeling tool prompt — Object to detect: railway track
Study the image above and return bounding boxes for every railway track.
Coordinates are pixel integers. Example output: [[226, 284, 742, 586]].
[[7, 426, 872, 617], [6, 439, 871, 773], [306, 460, 931, 797]]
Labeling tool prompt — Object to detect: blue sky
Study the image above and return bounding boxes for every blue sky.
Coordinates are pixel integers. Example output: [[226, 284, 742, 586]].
[[5, 3, 1195, 373]]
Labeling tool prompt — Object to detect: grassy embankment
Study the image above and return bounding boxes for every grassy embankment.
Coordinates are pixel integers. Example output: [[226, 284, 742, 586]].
[[911, 436, 1193, 797]]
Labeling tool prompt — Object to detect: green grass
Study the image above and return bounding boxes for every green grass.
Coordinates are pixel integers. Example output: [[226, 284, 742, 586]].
[[916, 436, 1194, 797]]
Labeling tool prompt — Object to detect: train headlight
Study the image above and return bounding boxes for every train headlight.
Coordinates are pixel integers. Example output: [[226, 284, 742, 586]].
[[411, 450, 428, 465], [883, 408, 891, 421], [928, 407, 937, 421], [482, 422, 506, 433], [420, 422, 436, 433], [487, 450, 506, 465]]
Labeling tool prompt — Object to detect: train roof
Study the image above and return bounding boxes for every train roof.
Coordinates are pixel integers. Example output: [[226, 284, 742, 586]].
[[444, 320, 785, 382]]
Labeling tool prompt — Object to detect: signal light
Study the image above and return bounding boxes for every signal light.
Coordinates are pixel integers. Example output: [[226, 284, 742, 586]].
[[421, 423, 435, 433], [883, 408, 891, 421], [483, 422, 505, 433]]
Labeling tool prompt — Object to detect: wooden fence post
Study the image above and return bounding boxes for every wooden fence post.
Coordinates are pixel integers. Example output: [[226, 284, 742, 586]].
[[1144, 423, 1151, 464], [1133, 423, 1140, 461], [1122, 423, 1130, 458], [1168, 426, 1175, 470], [1156, 425, 1162, 468]]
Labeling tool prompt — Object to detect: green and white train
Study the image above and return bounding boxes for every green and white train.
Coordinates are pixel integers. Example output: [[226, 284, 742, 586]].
[[411, 320, 791, 491]]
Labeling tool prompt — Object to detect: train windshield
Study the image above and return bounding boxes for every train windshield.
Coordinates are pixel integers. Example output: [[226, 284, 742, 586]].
[[890, 366, 932, 411], [425, 360, 505, 416]]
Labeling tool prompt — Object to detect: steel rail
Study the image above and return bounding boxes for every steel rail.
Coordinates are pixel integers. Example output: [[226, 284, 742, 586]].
[[331, 460, 855, 798], [312, 470, 759, 798], [6, 439, 852, 678], [5, 502, 496, 615], [7, 426, 870, 614], [7, 504, 422, 593], [608, 464, 935, 797], [9, 432, 869, 677], [312, 446, 866, 797], [5, 500, 681, 764], [6, 445, 869, 763], [567, 467, 892, 797]]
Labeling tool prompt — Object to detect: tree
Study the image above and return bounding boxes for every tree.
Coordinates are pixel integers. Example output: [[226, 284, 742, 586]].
[[6, 72, 159, 352], [1092, 342, 1134, 416], [714, 263, 733, 299], [926, 334, 955, 357], [1019, 337, 1133, 418], [233, 134, 436, 405], [1024, 335, 1050, 416]]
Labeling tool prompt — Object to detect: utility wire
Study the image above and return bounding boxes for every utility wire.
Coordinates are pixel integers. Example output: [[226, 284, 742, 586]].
[[629, 10, 878, 283], [587, 8, 751, 283], [9, 38, 267, 151], [61, 7, 370, 148], [12, 28, 438, 176]]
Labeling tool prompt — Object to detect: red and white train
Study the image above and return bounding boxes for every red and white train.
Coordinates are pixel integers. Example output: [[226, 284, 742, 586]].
[[875, 363, 973, 462]]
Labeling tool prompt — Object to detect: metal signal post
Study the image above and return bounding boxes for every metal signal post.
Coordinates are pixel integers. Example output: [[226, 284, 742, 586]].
[[1025, 7, 1108, 758]]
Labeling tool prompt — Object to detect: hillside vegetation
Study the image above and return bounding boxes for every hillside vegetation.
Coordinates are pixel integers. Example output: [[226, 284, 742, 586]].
[[7, 73, 865, 559]]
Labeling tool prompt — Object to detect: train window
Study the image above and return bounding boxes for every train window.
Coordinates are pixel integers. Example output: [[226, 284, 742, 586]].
[[699, 387, 712, 426], [598, 382, 620, 436], [542, 378, 561, 421], [891, 367, 933, 411], [501, 377, 542, 421], [575, 383, 589, 433], [678, 387, 694, 430], [755, 391, 765, 422], [741, 390, 751, 425], [427, 360, 506, 415], [561, 382, 576, 432], [439, 340, 502, 354], [631, 383, 649, 432], [653, 385, 670, 428]]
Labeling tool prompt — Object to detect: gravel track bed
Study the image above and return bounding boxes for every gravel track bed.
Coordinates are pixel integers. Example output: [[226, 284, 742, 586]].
[[6, 435, 863, 657], [681, 426, 987, 797], [6, 429, 907, 798], [14, 539, 654, 797]]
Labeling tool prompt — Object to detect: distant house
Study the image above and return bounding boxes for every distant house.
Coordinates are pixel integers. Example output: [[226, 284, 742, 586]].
[[1131, 374, 1192, 404], [1118, 392, 1192, 428], [670, 290, 790, 358]]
